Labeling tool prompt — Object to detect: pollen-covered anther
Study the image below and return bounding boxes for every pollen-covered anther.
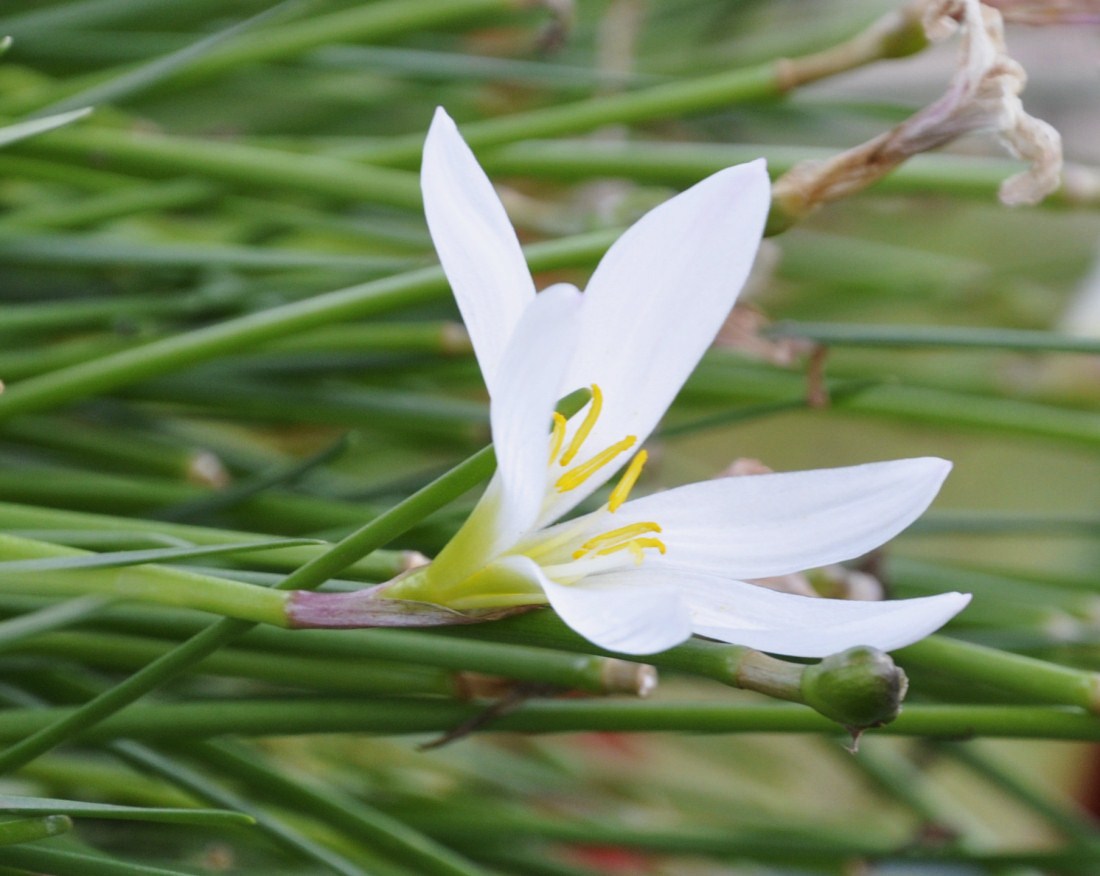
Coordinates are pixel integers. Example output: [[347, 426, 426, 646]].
[[555, 435, 636, 493], [558, 383, 603, 466], [617, 537, 667, 565], [574, 521, 662, 557], [548, 412, 568, 464], [572, 524, 667, 561], [609, 450, 648, 512]]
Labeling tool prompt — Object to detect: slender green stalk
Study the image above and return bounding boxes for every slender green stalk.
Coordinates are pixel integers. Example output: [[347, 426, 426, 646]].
[[104, 742, 378, 876], [0, 179, 217, 230], [937, 741, 1100, 843], [0, 293, 204, 334], [842, 739, 952, 827], [9, 123, 420, 207], [484, 140, 1100, 208], [0, 698, 1097, 741], [0, 415, 215, 481], [0, 336, 133, 381], [0, 464, 385, 532], [139, 0, 522, 88], [32, 1, 301, 116], [688, 356, 1100, 448], [8, 629, 455, 697], [0, 814, 71, 846], [896, 636, 1100, 713], [352, 6, 927, 166], [0, 107, 91, 148], [909, 511, 1100, 537], [442, 610, 905, 725], [0, 597, 106, 650], [0, 845, 205, 876], [0, 501, 410, 580], [0, 232, 414, 272], [0, 533, 288, 623], [0, 795, 252, 827], [195, 741, 492, 876], [127, 376, 489, 439], [0, 439, 497, 774], [0, 231, 614, 422], [0, 595, 649, 696], [766, 321, 1100, 354]]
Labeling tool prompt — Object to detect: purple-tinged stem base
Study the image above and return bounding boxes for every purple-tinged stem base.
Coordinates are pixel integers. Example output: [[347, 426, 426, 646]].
[[286, 584, 530, 629]]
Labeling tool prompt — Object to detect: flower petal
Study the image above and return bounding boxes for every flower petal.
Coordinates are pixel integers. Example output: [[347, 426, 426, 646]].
[[426, 285, 582, 583], [421, 107, 535, 393], [489, 283, 584, 548], [541, 567, 694, 655], [543, 159, 771, 522], [677, 572, 970, 657], [615, 458, 952, 580]]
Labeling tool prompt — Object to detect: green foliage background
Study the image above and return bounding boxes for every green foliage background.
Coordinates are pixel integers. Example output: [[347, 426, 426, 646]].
[[0, 1, 1097, 873]]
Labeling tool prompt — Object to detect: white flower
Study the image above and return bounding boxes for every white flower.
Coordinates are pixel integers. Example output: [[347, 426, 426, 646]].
[[386, 107, 970, 657]]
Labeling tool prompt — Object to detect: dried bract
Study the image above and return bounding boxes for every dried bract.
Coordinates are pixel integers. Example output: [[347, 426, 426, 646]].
[[772, 0, 1063, 227]]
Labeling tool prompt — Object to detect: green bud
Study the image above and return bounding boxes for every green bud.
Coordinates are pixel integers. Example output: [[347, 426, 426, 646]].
[[800, 646, 909, 731]]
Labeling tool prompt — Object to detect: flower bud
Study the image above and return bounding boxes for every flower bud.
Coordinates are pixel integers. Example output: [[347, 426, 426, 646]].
[[800, 646, 909, 732]]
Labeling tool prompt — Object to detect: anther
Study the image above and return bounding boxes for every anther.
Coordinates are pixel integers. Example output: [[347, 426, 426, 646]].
[[608, 450, 648, 513], [573, 531, 668, 561], [605, 537, 667, 563], [555, 435, 636, 493], [578, 522, 662, 553], [559, 384, 603, 466], [548, 412, 568, 464]]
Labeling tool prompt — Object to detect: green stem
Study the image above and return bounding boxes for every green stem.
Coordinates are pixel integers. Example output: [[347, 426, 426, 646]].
[[0, 439, 498, 774], [937, 741, 1100, 843], [0, 698, 1097, 741], [766, 321, 1100, 354], [896, 636, 1100, 713], [126, 376, 489, 440], [483, 140, 1100, 208], [196, 741, 492, 876], [0, 845, 204, 876], [0, 178, 217, 230], [353, 5, 927, 166], [0, 463, 389, 533], [0, 595, 646, 695], [12, 123, 420, 208], [688, 355, 1100, 448], [0, 500, 409, 580], [0, 415, 210, 481], [9, 629, 454, 697], [107, 741, 376, 876], [0, 814, 71, 846], [0, 533, 288, 625], [139, 0, 522, 89], [0, 232, 614, 422], [436, 612, 907, 727]]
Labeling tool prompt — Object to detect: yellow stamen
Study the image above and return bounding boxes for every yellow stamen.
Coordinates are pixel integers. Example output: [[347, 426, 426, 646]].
[[630, 537, 667, 555], [608, 449, 648, 513], [548, 412, 568, 464], [555, 435, 636, 493], [573, 529, 668, 561], [559, 384, 602, 466], [577, 521, 662, 554]]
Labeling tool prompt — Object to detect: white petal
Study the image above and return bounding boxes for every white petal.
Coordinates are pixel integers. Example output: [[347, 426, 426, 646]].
[[421, 107, 535, 393], [616, 458, 952, 580], [678, 572, 970, 657], [544, 159, 771, 522], [490, 283, 584, 547], [540, 566, 693, 655]]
